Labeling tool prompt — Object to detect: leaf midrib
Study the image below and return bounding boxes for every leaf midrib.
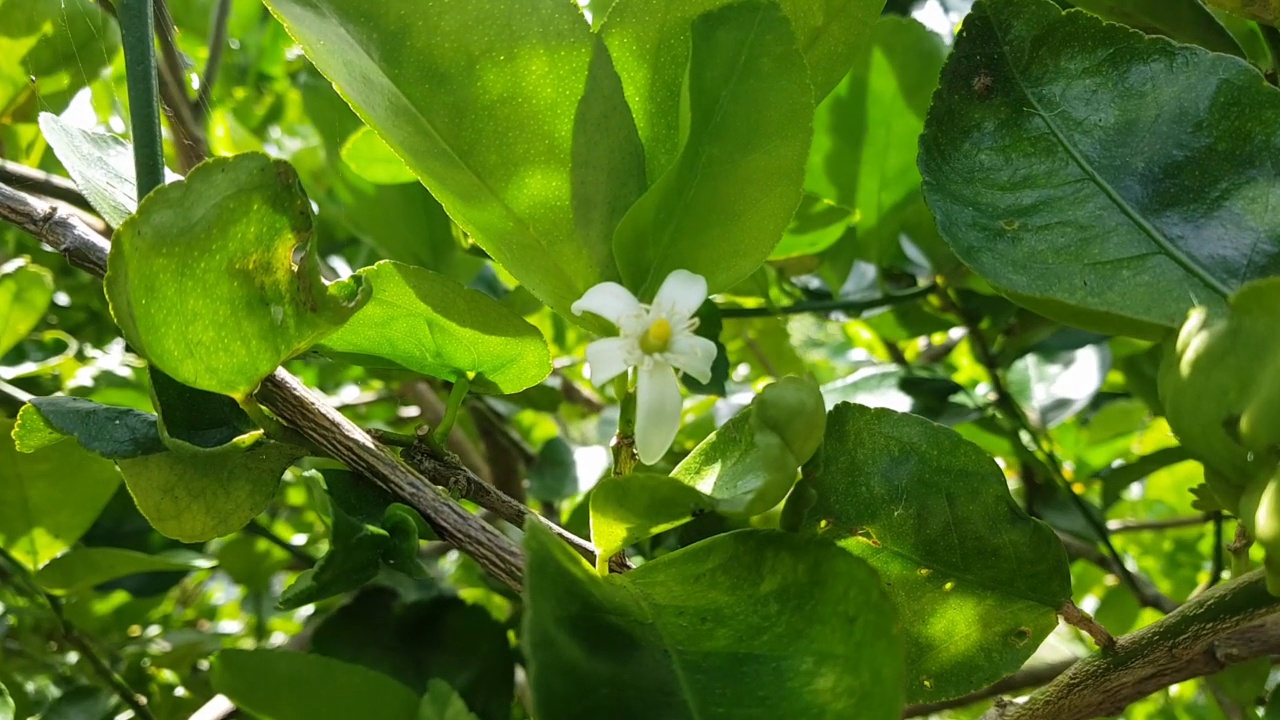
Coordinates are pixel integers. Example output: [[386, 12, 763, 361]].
[[984, 7, 1230, 299]]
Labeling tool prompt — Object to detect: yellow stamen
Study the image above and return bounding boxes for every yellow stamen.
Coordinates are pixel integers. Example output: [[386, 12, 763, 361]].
[[639, 317, 673, 354]]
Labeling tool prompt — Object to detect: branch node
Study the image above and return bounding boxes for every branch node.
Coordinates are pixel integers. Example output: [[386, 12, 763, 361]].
[[1059, 599, 1117, 652]]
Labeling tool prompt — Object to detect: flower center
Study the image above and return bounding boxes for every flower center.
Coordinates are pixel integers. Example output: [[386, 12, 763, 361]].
[[639, 317, 673, 354]]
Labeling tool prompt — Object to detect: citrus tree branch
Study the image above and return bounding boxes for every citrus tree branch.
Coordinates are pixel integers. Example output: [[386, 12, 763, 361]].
[[0, 180, 530, 590], [718, 284, 935, 318], [982, 570, 1280, 720]]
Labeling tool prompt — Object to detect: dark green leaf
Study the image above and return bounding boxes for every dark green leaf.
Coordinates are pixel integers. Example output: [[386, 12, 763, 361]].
[[919, 0, 1280, 337], [611, 1, 812, 298], [317, 261, 551, 394], [820, 366, 982, 426], [213, 649, 420, 720], [1070, 0, 1244, 56], [1006, 342, 1110, 429], [117, 434, 302, 542], [262, 0, 628, 321], [791, 403, 1071, 703], [277, 510, 388, 610], [311, 588, 514, 720], [36, 547, 215, 594], [149, 367, 255, 449], [0, 258, 53, 359], [527, 437, 578, 503], [105, 153, 367, 398], [524, 523, 905, 720], [0, 418, 120, 568], [13, 396, 165, 458]]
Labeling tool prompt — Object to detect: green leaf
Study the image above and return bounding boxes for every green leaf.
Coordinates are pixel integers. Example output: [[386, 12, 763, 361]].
[[1203, 0, 1279, 28], [527, 437, 578, 503], [524, 523, 905, 720], [1006, 341, 1110, 429], [418, 681, 479, 720], [316, 261, 551, 394], [262, 0, 633, 321], [214, 649, 420, 720], [36, 547, 215, 594], [117, 433, 302, 542], [804, 16, 946, 263], [0, 258, 53, 359], [149, 367, 255, 449], [820, 366, 982, 426], [790, 404, 1071, 703], [341, 127, 417, 185], [105, 153, 367, 398], [590, 473, 717, 567], [311, 589, 514, 720], [771, 194, 854, 260], [673, 376, 826, 516], [610, 1, 812, 298], [1069, 0, 1244, 56], [278, 485, 391, 609], [919, 0, 1280, 337], [0, 680, 13, 720], [37, 112, 178, 227], [602, 0, 884, 179], [13, 396, 166, 458], [0, 418, 120, 568]]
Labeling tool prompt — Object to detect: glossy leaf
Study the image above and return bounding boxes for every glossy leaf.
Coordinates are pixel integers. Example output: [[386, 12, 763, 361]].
[[317, 261, 551, 394], [1006, 342, 1110, 429], [590, 473, 717, 568], [341, 127, 417, 185], [38, 112, 179, 227], [524, 523, 904, 720], [919, 0, 1280, 337], [820, 366, 982, 426], [262, 0, 635, 321], [13, 396, 165, 458], [117, 434, 303, 542], [1070, 0, 1244, 56], [105, 153, 367, 398], [610, 1, 812, 298], [213, 649, 420, 720], [789, 404, 1071, 703], [601, 0, 884, 178], [418, 681, 479, 720], [0, 418, 120, 568], [36, 547, 215, 594], [803, 17, 946, 263], [311, 588, 514, 720], [0, 258, 53, 359]]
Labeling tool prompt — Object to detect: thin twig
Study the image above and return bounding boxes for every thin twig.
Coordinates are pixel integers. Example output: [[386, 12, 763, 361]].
[[152, 0, 209, 170], [0, 160, 97, 213], [193, 0, 231, 119], [0, 549, 157, 720], [718, 284, 936, 318], [1058, 599, 1116, 651], [902, 658, 1078, 718], [1106, 513, 1215, 534], [243, 519, 315, 567]]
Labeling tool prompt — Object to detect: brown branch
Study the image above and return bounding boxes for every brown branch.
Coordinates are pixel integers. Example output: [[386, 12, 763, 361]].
[[193, 0, 231, 119], [152, 0, 208, 170], [0, 159, 96, 214], [981, 570, 1280, 720], [0, 180, 526, 590], [1058, 599, 1115, 651], [903, 659, 1078, 718], [1107, 513, 1215, 534]]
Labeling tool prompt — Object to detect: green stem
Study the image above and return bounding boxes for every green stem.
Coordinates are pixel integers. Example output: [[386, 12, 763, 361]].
[[119, 0, 166, 197], [432, 375, 471, 446], [612, 375, 637, 477], [718, 284, 935, 319]]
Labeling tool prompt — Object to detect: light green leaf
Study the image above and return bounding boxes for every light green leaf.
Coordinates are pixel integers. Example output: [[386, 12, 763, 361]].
[[602, 0, 885, 179], [418, 681, 479, 720], [36, 547, 216, 594], [820, 366, 981, 426], [1069, 0, 1244, 56], [611, 1, 812, 298], [105, 153, 367, 398], [13, 396, 166, 458], [524, 523, 905, 720], [214, 649, 420, 720], [804, 16, 946, 265], [590, 473, 717, 568], [0, 418, 120, 569], [263, 0, 635, 321], [672, 376, 826, 515], [317, 261, 551, 394], [0, 681, 10, 720], [0, 258, 53, 359], [771, 194, 854, 260], [789, 403, 1071, 703], [117, 433, 303, 542], [341, 127, 417, 185], [1006, 342, 1111, 429], [919, 0, 1280, 337], [38, 112, 179, 227]]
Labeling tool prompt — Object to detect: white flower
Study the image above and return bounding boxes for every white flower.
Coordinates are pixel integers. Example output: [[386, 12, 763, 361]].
[[572, 269, 718, 465]]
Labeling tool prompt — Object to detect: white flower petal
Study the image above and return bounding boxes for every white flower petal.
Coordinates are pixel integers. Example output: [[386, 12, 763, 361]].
[[571, 282, 642, 326], [584, 337, 635, 387], [635, 361, 682, 465], [665, 335, 717, 383], [651, 269, 707, 319]]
